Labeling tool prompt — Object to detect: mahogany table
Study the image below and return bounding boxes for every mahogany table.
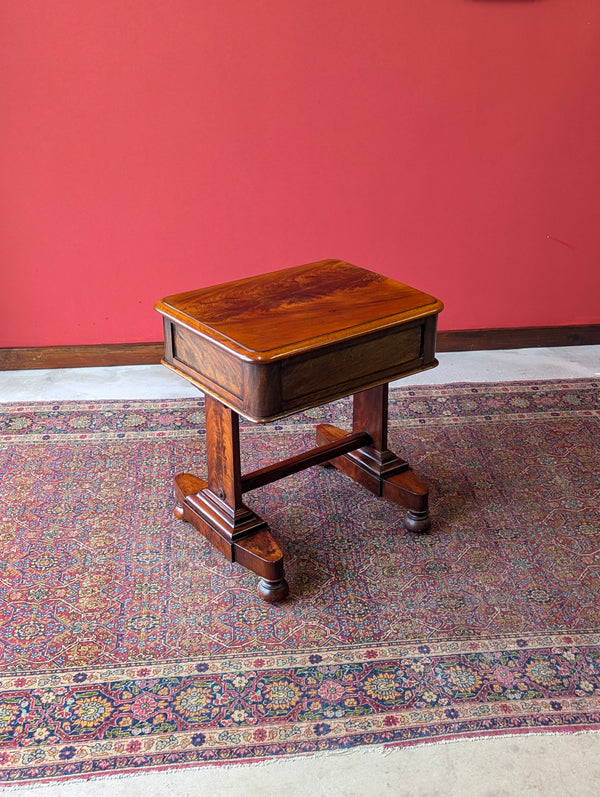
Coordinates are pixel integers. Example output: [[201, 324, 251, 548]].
[[155, 259, 443, 601]]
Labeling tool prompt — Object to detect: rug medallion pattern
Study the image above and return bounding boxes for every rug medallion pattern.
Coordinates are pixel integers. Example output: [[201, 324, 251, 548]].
[[0, 380, 599, 782]]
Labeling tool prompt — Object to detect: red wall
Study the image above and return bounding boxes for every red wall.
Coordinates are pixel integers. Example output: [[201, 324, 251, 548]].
[[2, 1, 599, 348]]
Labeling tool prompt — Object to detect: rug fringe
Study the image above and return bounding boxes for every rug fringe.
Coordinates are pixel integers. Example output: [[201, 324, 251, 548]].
[[2, 730, 600, 793]]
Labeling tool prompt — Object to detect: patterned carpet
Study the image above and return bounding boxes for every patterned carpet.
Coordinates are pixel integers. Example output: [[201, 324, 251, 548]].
[[1, 379, 599, 784]]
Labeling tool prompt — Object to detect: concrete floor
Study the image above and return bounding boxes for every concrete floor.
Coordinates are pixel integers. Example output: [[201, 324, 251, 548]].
[[2, 345, 600, 401], [1, 346, 599, 796]]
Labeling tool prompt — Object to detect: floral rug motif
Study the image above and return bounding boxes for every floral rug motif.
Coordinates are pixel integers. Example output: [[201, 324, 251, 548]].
[[0, 379, 599, 783]]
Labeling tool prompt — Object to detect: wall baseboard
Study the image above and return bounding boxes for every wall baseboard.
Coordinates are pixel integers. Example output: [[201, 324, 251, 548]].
[[1, 325, 599, 371], [0, 342, 164, 371], [436, 324, 600, 353]]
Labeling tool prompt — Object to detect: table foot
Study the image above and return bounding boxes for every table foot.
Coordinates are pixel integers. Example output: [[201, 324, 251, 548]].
[[404, 509, 431, 534], [174, 472, 288, 601], [174, 472, 206, 521], [382, 468, 430, 532], [316, 422, 431, 533], [257, 577, 290, 602]]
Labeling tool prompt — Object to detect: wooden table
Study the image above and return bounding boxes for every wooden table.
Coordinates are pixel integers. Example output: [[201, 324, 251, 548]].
[[155, 259, 443, 601]]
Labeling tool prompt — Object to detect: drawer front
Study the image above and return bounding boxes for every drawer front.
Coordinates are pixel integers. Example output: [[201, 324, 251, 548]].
[[281, 323, 423, 409], [170, 324, 244, 403], [163, 316, 437, 422]]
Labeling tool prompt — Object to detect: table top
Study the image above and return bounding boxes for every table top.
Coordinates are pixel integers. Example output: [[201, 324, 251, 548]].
[[155, 259, 443, 362]]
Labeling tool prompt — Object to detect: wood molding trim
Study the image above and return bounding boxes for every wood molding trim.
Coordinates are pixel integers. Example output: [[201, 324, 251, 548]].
[[0, 342, 164, 371], [1, 325, 599, 371], [436, 324, 600, 352]]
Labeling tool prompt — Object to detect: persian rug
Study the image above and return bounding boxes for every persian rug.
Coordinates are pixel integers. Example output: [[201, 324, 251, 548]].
[[0, 378, 599, 785]]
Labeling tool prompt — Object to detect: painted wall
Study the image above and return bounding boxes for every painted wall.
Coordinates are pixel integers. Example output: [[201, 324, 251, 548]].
[[2, 0, 599, 348]]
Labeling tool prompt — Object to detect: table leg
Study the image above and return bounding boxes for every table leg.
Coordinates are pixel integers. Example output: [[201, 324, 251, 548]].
[[316, 384, 431, 533], [173, 395, 289, 601]]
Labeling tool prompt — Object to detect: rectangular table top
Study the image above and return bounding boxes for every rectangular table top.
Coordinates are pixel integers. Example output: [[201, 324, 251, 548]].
[[155, 259, 443, 363]]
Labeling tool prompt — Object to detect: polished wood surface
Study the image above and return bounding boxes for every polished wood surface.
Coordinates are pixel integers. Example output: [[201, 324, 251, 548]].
[[316, 384, 431, 534], [156, 260, 443, 601], [156, 259, 441, 359], [156, 259, 442, 422], [174, 395, 289, 602]]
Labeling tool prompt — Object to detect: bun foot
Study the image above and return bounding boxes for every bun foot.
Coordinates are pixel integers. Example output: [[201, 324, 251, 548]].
[[404, 509, 431, 534], [257, 578, 289, 602]]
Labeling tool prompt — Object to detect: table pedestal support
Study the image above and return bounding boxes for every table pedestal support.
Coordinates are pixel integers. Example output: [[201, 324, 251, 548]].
[[173, 397, 289, 602], [316, 384, 431, 534], [173, 385, 430, 602]]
